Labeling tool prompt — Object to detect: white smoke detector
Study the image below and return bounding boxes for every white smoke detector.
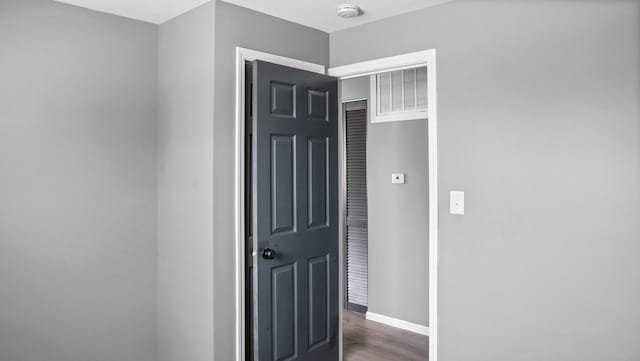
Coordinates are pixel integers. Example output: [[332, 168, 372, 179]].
[[337, 4, 361, 18]]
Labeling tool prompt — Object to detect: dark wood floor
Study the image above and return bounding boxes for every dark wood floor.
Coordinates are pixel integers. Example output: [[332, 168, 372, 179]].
[[343, 311, 428, 361]]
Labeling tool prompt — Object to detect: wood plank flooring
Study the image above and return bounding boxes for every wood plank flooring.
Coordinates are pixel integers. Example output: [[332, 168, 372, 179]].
[[343, 311, 428, 361]]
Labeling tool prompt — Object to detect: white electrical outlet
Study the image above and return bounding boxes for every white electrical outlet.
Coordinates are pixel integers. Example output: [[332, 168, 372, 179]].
[[450, 191, 465, 215], [391, 173, 405, 184]]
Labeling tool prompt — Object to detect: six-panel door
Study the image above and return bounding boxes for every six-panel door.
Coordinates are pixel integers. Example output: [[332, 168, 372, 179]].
[[252, 60, 339, 361]]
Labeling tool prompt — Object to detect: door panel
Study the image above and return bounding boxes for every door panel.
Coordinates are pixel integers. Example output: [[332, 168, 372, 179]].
[[307, 137, 328, 229], [271, 82, 296, 118], [308, 255, 329, 349], [272, 263, 297, 361], [252, 60, 338, 361], [271, 134, 296, 235]]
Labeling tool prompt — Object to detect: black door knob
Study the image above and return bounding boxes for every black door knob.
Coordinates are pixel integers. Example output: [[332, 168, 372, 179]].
[[262, 248, 276, 260]]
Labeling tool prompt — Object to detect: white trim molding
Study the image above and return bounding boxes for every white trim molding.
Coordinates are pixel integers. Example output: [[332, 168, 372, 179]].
[[426, 49, 439, 361], [234, 47, 326, 361], [328, 50, 432, 79], [366, 312, 430, 336], [237, 47, 325, 74]]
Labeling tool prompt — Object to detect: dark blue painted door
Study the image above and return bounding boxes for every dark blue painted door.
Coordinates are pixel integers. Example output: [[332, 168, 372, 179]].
[[252, 60, 339, 361]]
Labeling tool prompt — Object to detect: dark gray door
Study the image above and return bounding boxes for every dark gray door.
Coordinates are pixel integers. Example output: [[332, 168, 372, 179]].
[[252, 60, 339, 361]]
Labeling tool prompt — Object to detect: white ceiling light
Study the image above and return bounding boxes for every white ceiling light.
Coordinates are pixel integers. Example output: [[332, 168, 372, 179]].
[[337, 4, 361, 18]]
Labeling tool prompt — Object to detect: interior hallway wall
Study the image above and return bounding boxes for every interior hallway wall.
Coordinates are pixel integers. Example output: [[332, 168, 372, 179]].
[[341, 77, 429, 327], [157, 2, 215, 361], [0, 1, 158, 361], [341, 76, 369, 102], [213, 1, 330, 359], [331, 1, 640, 360]]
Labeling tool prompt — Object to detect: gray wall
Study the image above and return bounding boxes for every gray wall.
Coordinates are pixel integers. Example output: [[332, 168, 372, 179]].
[[157, 2, 215, 361], [341, 77, 429, 326], [0, 1, 158, 361], [213, 2, 329, 359], [341, 76, 369, 102], [332, 0, 640, 360], [367, 121, 429, 327]]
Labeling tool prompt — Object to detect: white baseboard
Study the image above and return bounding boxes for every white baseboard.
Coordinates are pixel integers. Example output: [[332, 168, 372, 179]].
[[365, 312, 430, 336]]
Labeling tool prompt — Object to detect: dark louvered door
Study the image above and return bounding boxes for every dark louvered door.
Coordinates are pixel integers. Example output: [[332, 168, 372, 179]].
[[345, 102, 368, 312], [252, 60, 339, 361]]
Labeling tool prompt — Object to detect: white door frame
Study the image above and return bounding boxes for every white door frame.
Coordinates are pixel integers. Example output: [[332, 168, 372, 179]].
[[329, 49, 439, 361], [233, 47, 439, 361], [233, 47, 326, 361]]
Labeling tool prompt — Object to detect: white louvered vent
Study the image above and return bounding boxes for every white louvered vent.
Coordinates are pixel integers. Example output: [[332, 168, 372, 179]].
[[370, 66, 428, 123], [345, 103, 368, 311]]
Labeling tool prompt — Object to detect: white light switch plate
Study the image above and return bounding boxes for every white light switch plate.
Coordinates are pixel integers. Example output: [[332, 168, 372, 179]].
[[450, 191, 465, 215], [391, 173, 405, 184]]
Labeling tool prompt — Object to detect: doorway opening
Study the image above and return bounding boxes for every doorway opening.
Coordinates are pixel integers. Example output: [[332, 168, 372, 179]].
[[340, 69, 430, 361], [235, 48, 438, 361]]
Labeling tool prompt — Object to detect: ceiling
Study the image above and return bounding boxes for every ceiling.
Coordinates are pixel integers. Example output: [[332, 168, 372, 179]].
[[54, 0, 453, 32], [220, 0, 454, 32], [54, 0, 211, 25]]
